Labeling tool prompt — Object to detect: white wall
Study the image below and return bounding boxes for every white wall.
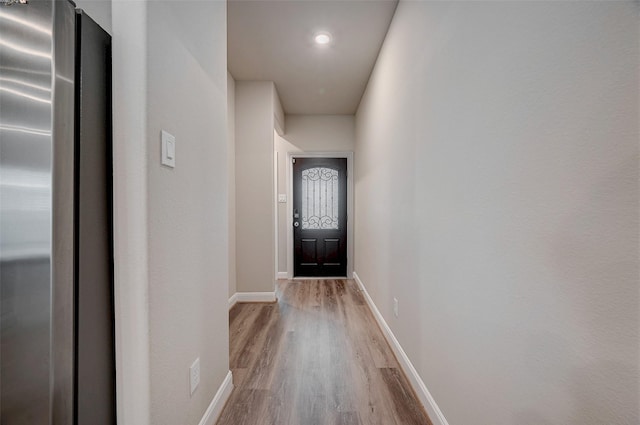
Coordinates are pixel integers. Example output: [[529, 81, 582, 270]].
[[75, 0, 112, 34], [274, 87, 285, 135], [355, 1, 639, 425], [228, 72, 237, 298], [145, 2, 229, 424], [235, 81, 276, 293], [95, 1, 230, 424], [110, 2, 150, 424], [275, 115, 355, 273]]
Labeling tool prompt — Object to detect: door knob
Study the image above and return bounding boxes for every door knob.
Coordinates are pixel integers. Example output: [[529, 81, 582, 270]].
[[294, 222, 299, 227]]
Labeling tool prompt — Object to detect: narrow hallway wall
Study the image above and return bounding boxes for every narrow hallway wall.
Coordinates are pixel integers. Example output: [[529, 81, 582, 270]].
[[235, 82, 277, 292], [146, 2, 230, 425], [355, 1, 639, 424], [228, 72, 237, 298]]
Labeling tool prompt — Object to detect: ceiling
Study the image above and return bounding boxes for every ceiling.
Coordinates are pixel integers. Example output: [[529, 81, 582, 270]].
[[227, 0, 398, 115]]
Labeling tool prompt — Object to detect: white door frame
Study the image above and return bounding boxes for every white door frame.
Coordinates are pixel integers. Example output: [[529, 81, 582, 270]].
[[286, 152, 354, 279]]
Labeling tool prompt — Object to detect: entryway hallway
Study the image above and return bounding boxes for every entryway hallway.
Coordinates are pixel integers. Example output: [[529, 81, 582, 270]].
[[218, 279, 431, 425]]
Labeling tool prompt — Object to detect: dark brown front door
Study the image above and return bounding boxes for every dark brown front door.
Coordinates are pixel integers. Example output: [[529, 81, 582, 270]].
[[293, 157, 347, 277]]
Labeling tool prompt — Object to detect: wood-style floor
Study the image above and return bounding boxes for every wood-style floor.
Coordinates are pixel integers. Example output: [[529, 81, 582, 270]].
[[217, 279, 432, 425]]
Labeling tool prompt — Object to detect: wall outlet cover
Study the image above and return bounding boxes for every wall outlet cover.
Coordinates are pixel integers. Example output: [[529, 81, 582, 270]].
[[393, 298, 399, 318]]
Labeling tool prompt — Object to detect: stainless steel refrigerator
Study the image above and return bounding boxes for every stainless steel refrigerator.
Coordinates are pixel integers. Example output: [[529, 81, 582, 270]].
[[0, 1, 115, 423]]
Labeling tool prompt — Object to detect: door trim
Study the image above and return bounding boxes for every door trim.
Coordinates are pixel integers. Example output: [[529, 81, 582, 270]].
[[286, 152, 354, 279], [274, 150, 279, 281]]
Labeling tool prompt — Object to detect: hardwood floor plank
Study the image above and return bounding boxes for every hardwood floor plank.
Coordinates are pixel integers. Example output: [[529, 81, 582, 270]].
[[336, 411, 360, 425], [354, 305, 396, 369], [217, 279, 431, 425], [217, 389, 270, 425], [243, 305, 285, 390], [264, 330, 299, 425], [231, 367, 248, 387], [380, 368, 433, 425], [229, 304, 266, 368]]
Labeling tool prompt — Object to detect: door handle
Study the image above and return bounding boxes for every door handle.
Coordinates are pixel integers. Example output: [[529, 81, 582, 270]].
[[294, 222, 299, 228]]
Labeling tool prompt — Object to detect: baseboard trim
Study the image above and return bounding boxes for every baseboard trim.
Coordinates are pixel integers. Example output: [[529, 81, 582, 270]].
[[198, 370, 233, 425], [228, 293, 238, 310], [353, 272, 449, 425], [235, 292, 277, 303], [276, 272, 288, 280], [229, 292, 277, 309]]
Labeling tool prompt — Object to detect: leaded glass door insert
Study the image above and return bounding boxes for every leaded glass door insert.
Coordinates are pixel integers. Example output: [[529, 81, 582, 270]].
[[292, 157, 347, 277], [301, 167, 339, 230]]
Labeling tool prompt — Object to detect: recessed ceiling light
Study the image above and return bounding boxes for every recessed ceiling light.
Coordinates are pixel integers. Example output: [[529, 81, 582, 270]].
[[314, 33, 331, 45]]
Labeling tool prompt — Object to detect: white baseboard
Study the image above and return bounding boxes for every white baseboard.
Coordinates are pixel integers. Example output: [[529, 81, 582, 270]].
[[235, 292, 277, 303], [228, 293, 238, 310], [229, 292, 277, 309], [276, 272, 288, 280], [198, 370, 233, 425], [353, 272, 449, 425]]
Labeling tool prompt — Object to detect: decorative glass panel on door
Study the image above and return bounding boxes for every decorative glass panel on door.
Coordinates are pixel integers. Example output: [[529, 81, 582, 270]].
[[301, 167, 339, 229]]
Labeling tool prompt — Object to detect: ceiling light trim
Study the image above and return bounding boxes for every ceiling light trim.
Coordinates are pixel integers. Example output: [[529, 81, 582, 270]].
[[314, 32, 332, 46]]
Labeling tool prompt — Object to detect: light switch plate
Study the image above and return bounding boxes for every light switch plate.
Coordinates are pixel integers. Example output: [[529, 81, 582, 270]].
[[278, 194, 287, 203], [161, 130, 175, 168]]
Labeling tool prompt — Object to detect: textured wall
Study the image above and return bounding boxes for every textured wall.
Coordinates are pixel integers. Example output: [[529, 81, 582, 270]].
[[146, 2, 229, 424], [110, 2, 150, 423], [228, 72, 237, 298], [355, 1, 639, 424], [235, 81, 276, 292], [75, 0, 112, 34]]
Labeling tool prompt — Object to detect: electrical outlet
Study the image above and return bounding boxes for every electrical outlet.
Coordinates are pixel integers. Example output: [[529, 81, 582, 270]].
[[393, 298, 399, 318], [190, 358, 200, 396]]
